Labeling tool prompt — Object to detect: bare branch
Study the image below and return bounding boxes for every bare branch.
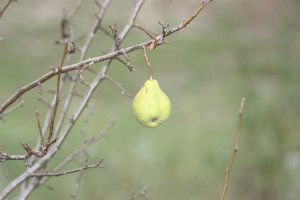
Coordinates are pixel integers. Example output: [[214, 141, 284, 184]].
[[35, 111, 45, 149], [0, 150, 30, 162], [4, 1, 146, 196], [53, 0, 112, 138], [220, 98, 246, 200], [15, 120, 115, 200], [108, 24, 120, 49], [0, 0, 16, 20], [142, 46, 153, 80], [133, 24, 156, 40], [81, 0, 112, 61], [47, 42, 69, 143], [29, 159, 104, 178]]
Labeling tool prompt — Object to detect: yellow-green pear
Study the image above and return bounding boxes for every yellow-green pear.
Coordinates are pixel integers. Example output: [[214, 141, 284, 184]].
[[132, 79, 171, 127]]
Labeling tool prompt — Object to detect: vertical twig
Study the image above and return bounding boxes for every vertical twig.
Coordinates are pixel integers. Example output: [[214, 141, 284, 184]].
[[142, 46, 153, 80], [47, 43, 68, 143], [35, 111, 45, 149], [220, 98, 246, 200]]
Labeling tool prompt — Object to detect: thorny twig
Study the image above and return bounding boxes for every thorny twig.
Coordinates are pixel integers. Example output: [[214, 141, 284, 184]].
[[220, 98, 246, 200]]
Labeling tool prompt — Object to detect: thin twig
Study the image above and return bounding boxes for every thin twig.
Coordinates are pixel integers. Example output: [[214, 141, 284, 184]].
[[108, 24, 120, 49], [98, 26, 114, 38], [133, 24, 156, 40], [47, 43, 68, 143], [35, 111, 45, 149], [0, 0, 16, 20], [29, 159, 104, 177], [220, 98, 246, 200], [142, 46, 153, 80]]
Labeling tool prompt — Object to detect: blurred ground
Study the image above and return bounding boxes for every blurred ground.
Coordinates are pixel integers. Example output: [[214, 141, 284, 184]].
[[0, 0, 300, 199]]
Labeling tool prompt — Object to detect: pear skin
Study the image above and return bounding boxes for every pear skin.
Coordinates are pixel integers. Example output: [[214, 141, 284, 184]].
[[132, 79, 171, 127]]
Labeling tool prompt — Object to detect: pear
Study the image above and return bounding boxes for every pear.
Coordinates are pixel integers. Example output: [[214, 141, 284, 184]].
[[132, 79, 171, 127]]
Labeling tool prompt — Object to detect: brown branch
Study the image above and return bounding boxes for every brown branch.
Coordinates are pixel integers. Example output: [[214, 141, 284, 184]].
[[0, 138, 56, 162], [47, 42, 69, 143], [142, 46, 153, 80], [108, 24, 120, 49], [0, 0, 16, 20], [29, 159, 104, 178], [220, 98, 246, 200], [133, 24, 156, 40]]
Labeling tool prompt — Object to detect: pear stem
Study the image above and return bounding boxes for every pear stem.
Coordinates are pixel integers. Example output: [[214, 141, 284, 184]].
[[143, 46, 153, 80]]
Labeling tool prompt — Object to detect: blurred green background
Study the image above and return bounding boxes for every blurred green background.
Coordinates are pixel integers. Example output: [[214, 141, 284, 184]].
[[1, 0, 300, 199]]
